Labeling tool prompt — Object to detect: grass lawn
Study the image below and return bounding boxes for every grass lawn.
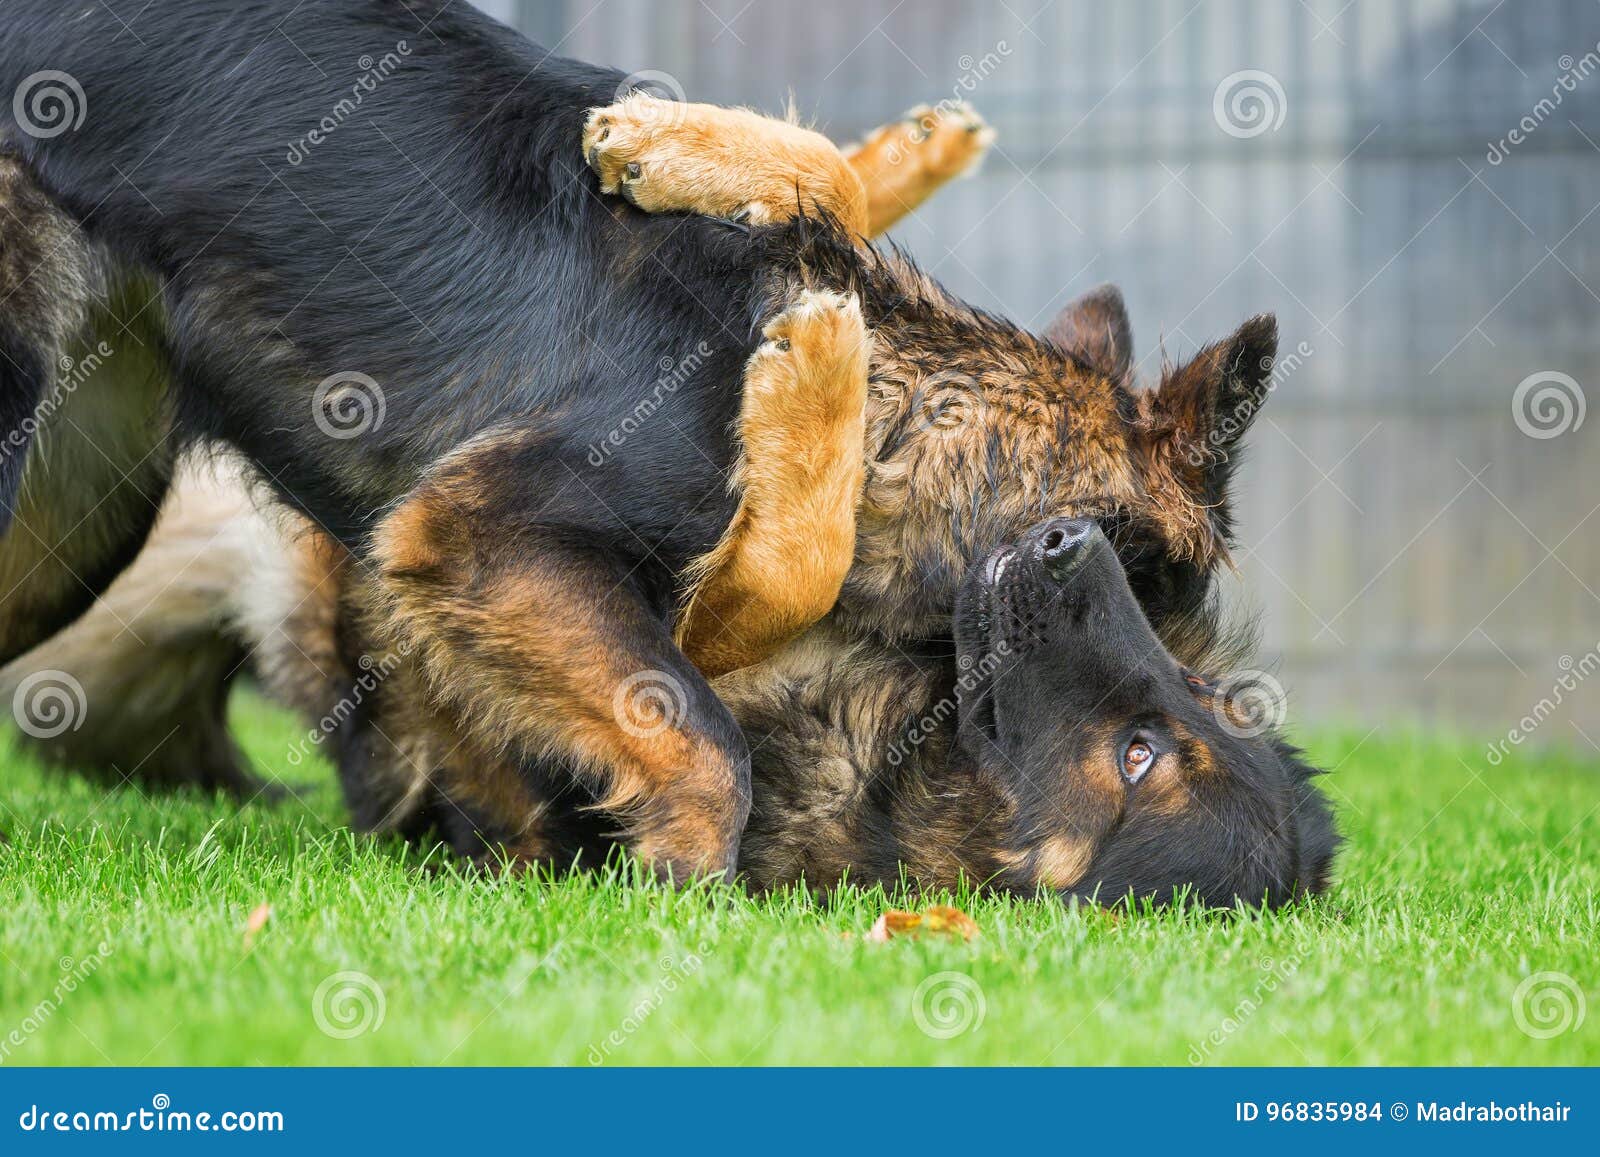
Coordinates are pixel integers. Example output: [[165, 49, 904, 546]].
[[1, 690, 1596, 1066]]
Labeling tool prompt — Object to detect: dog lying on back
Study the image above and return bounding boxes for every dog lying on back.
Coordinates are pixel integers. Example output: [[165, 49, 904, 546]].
[[4, 104, 1337, 904]]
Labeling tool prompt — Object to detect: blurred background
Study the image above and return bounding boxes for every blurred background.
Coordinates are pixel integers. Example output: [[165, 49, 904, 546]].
[[476, 0, 1600, 744]]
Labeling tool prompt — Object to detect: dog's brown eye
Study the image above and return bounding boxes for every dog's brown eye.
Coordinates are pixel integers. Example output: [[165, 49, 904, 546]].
[[1122, 740, 1153, 783]]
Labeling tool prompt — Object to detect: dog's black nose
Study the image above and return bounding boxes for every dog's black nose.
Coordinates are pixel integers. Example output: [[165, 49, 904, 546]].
[[1034, 517, 1098, 581]]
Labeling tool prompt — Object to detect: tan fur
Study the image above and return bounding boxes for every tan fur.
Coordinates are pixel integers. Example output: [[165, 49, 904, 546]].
[[842, 102, 996, 235], [0, 451, 279, 795], [1001, 835, 1096, 891], [6, 97, 1270, 893], [582, 93, 870, 237], [240, 518, 352, 719], [368, 434, 746, 875], [675, 290, 870, 677]]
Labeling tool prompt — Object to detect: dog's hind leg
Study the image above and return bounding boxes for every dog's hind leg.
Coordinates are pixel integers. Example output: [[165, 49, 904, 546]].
[[0, 453, 276, 798], [675, 289, 869, 677], [842, 103, 997, 236], [0, 155, 177, 663], [371, 451, 751, 881]]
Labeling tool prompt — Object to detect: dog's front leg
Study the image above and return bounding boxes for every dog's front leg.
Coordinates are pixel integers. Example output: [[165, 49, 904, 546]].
[[370, 440, 750, 881], [676, 289, 870, 678]]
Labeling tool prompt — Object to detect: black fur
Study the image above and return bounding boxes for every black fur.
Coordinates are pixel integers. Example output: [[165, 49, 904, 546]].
[[2, 1, 833, 554], [0, 316, 46, 529], [953, 518, 1339, 906]]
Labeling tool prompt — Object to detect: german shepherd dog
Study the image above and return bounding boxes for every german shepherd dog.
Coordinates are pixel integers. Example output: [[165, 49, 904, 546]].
[[1, 1, 1334, 900]]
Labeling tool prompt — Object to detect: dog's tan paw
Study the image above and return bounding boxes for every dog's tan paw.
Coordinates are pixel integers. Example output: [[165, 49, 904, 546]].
[[747, 290, 870, 428], [582, 93, 759, 219], [583, 95, 867, 232], [881, 101, 996, 178], [583, 94, 671, 198]]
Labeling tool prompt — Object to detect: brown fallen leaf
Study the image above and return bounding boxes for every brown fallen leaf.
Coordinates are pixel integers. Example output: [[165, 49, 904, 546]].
[[866, 904, 979, 942], [243, 902, 273, 947]]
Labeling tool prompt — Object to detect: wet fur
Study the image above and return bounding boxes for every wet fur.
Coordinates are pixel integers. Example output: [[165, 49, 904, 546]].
[[1, 1, 1315, 896]]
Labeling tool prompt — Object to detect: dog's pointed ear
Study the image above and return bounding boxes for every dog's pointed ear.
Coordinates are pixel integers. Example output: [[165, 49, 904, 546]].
[[1042, 284, 1133, 383], [1148, 314, 1278, 458], [1137, 314, 1279, 562]]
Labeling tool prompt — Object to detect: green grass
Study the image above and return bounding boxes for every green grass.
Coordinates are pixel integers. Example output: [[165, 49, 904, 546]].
[[1, 690, 1596, 1066]]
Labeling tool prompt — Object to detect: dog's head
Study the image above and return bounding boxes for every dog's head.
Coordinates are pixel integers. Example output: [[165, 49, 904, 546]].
[[843, 275, 1278, 652], [953, 516, 1338, 907]]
